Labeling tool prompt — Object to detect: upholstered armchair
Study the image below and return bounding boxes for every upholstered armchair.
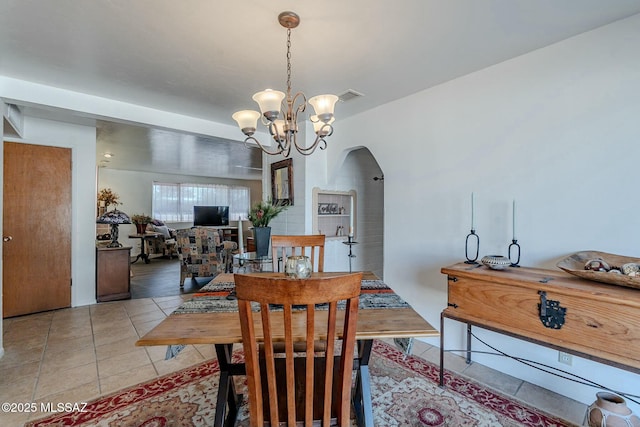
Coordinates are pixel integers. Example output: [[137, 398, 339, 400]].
[[176, 228, 222, 288]]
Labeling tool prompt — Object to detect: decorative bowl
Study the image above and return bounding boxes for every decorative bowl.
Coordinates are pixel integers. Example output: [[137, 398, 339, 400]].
[[284, 256, 312, 279], [481, 255, 511, 270], [556, 251, 640, 290]]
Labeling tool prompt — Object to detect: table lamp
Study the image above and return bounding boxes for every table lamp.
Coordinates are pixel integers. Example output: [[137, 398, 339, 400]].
[[97, 209, 131, 248]]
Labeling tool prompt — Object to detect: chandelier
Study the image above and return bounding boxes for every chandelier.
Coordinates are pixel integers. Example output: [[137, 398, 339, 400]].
[[232, 11, 338, 157]]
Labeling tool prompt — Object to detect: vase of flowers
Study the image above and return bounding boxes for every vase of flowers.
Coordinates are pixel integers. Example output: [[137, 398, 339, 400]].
[[97, 188, 120, 210], [131, 213, 152, 234], [248, 200, 287, 257]]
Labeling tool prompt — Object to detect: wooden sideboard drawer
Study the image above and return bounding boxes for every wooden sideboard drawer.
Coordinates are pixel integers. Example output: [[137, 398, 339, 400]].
[[442, 263, 640, 371]]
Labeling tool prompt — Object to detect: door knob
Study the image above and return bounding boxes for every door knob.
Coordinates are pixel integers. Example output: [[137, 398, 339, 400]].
[[3, 236, 13, 242]]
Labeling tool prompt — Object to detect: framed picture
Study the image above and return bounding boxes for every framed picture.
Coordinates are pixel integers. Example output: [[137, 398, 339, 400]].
[[271, 158, 294, 206]]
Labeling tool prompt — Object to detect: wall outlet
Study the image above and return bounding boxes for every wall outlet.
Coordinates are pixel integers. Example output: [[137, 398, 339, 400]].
[[558, 351, 573, 366]]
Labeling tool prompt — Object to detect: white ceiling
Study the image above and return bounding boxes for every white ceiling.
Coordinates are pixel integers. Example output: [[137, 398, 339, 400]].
[[2, 0, 640, 179]]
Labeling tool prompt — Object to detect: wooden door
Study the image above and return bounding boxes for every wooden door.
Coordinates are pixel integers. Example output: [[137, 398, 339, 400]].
[[3, 142, 72, 318]]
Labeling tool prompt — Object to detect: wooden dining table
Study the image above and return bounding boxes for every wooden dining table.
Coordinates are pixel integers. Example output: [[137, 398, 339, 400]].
[[136, 272, 438, 427]]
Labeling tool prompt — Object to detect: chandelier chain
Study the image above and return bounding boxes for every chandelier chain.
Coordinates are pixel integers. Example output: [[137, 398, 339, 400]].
[[286, 28, 292, 98], [232, 11, 336, 157]]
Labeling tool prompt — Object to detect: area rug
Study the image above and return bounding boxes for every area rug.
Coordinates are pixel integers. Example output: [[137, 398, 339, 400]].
[[26, 340, 574, 427]]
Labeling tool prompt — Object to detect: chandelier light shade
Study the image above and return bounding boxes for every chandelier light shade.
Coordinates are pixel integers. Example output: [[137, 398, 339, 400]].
[[232, 11, 338, 157]]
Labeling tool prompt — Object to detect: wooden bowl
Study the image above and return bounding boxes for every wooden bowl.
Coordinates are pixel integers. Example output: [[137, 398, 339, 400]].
[[556, 250, 640, 290]]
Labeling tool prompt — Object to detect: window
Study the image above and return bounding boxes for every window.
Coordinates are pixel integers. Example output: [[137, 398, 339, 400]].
[[152, 182, 250, 223]]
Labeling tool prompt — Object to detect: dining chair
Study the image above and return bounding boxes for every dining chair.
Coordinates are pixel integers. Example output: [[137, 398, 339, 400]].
[[235, 272, 363, 427], [270, 234, 325, 273]]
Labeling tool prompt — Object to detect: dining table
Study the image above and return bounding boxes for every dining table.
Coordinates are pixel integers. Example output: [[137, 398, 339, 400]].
[[136, 271, 438, 427]]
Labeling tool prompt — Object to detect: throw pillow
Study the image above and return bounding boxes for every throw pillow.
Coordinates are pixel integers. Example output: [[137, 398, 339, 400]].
[[150, 224, 171, 238]]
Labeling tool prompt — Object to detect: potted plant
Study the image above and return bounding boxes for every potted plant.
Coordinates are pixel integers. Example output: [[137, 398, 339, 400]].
[[131, 213, 152, 234], [248, 200, 287, 257]]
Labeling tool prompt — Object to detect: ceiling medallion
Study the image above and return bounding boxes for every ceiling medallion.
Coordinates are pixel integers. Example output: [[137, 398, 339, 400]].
[[232, 11, 337, 157]]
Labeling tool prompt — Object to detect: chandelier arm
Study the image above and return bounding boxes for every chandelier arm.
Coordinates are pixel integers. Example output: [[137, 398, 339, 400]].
[[291, 133, 327, 155], [244, 136, 284, 156], [290, 92, 307, 116]]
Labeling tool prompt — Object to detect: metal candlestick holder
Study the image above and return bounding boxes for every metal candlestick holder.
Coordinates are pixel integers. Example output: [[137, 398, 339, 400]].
[[465, 229, 480, 264], [508, 239, 521, 267], [342, 236, 358, 273]]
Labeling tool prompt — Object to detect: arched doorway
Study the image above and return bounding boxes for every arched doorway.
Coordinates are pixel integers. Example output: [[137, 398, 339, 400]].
[[334, 148, 384, 279]]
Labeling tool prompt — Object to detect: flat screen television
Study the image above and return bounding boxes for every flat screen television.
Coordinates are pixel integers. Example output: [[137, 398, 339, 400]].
[[193, 205, 229, 226]]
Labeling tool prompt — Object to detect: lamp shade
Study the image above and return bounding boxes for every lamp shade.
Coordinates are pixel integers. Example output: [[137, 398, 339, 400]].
[[96, 209, 131, 225], [232, 110, 261, 136], [309, 94, 339, 122], [252, 89, 285, 117], [311, 115, 335, 136], [271, 119, 287, 142]]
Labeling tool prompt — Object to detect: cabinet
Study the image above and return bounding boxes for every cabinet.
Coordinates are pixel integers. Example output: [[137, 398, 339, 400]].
[[312, 188, 356, 240], [439, 262, 640, 386], [96, 246, 132, 302]]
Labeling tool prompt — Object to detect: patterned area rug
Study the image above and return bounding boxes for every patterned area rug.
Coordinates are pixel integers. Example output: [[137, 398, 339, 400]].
[[26, 341, 573, 427]]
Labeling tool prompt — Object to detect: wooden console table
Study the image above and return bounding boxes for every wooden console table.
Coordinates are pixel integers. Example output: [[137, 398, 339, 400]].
[[439, 262, 640, 385]]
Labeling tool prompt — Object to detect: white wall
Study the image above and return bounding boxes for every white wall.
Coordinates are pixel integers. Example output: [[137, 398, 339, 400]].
[[327, 15, 640, 411], [98, 168, 262, 254]]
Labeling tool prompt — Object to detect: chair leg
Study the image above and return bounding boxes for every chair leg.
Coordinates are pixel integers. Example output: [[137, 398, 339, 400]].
[[180, 271, 186, 289]]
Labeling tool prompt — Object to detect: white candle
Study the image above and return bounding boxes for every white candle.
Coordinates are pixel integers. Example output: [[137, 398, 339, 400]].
[[348, 226, 354, 238], [512, 200, 516, 241], [237, 217, 244, 254], [471, 192, 475, 230]]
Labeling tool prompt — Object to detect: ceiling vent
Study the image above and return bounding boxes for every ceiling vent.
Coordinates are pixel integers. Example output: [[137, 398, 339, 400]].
[[338, 89, 364, 103]]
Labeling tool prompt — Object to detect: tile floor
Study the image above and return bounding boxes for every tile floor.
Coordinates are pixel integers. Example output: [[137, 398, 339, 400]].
[[0, 295, 587, 427]]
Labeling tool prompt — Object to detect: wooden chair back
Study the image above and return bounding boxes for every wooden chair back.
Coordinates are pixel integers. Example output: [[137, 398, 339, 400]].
[[271, 234, 325, 273], [235, 272, 363, 427]]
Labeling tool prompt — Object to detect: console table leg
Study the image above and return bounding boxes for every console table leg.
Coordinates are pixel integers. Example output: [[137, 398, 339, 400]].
[[466, 324, 472, 364], [439, 312, 445, 387]]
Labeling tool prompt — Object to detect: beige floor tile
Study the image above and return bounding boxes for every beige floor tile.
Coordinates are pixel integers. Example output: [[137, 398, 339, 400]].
[[51, 306, 90, 321], [133, 317, 165, 337], [0, 344, 45, 369], [3, 322, 50, 343], [47, 324, 94, 341], [410, 338, 433, 357], [0, 375, 36, 402], [31, 381, 100, 419], [194, 343, 217, 360], [515, 381, 587, 426], [40, 346, 96, 374], [93, 324, 138, 347], [0, 359, 41, 384], [129, 308, 166, 325], [35, 362, 98, 399], [122, 300, 161, 317], [91, 317, 134, 334], [99, 364, 158, 395], [97, 347, 151, 377], [145, 344, 172, 362], [0, 410, 30, 427], [153, 345, 205, 376], [420, 346, 469, 372], [461, 362, 523, 395], [44, 334, 94, 356], [95, 335, 141, 360]]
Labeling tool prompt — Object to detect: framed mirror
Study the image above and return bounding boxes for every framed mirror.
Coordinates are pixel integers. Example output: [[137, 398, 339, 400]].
[[271, 158, 294, 206]]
